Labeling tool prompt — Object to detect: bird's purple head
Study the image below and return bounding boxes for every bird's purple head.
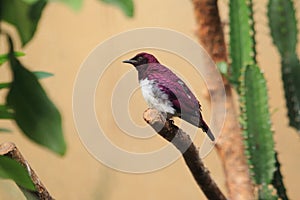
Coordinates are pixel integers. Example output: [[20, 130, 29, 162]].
[[122, 52, 160, 67]]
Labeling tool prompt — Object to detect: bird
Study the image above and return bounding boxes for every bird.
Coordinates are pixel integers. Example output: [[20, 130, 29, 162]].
[[123, 52, 215, 141]]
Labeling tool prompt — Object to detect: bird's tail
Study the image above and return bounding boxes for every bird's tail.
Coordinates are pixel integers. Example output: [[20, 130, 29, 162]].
[[201, 119, 215, 142], [183, 115, 215, 141]]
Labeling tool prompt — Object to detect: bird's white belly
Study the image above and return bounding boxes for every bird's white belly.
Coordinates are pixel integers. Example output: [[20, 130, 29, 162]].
[[139, 78, 175, 114]]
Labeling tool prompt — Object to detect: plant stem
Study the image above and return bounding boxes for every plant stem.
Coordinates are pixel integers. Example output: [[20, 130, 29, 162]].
[[0, 142, 54, 200], [144, 108, 227, 200], [191, 0, 255, 199]]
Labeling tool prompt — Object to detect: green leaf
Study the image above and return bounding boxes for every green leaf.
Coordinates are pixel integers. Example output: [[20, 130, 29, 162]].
[[0, 156, 35, 191], [100, 0, 134, 17], [239, 65, 276, 185], [0, 0, 47, 46], [0, 82, 11, 90], [54, 0, 83, 11], [217, 62, 228, 75], [19, 188, 39, 200], [229, 0, 256, 86], [33, 71, 54, 79], [0, 105, 14, 119], [0, 52, 25, 66], [6, 36, 66, 155], [21, 0, 39, 4], [0, 71, 53, 91], [271, 152, 289, 200], [0, 128, 12, 133], [268, 0, 298, 56]]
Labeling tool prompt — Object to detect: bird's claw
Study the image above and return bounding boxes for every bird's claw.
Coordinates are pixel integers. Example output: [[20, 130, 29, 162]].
[[169, 119, 174, 124]]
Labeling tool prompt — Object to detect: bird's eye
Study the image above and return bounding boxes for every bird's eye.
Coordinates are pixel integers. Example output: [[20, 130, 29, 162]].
[[137, 56, 144, 61]]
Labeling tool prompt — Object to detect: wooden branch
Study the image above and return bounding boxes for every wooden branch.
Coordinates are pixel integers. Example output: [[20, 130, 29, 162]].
[[143, 108, 227, 200], [0, 142, 54, 200], [191, 0, 255, 199]]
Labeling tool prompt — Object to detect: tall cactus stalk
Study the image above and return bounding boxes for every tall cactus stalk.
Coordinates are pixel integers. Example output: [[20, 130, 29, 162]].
[[268, 0, 300, 132], [229, 0, 284, 198]]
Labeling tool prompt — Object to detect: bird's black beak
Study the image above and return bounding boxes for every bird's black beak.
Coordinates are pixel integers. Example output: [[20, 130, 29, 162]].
[[122, 59, 137, 65]]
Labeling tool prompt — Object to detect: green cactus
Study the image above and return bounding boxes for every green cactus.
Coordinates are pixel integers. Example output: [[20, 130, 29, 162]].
[[268, 0, 300, 131], [239, 65, 276, 187], [272, 153, 289, 200], [268, 0, 297, 56], [258, 183, 278, 200], [229, 0, 256, 86], [229, 0, 289, 198]]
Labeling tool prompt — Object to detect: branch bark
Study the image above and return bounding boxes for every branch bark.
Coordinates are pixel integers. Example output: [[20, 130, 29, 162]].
[[143, 108, 227, 200], [0, 142, 54, 200], [192, 0, 255, 199]]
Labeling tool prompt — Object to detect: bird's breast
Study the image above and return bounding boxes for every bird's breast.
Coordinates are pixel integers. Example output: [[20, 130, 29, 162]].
[[139, 78, 175, 114]]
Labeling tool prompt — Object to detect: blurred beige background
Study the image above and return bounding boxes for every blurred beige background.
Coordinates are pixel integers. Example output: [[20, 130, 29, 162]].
[[1, 0, 300, 199]]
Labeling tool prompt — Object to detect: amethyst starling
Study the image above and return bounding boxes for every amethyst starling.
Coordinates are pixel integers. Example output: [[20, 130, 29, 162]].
[[123, 52, 215, 141]]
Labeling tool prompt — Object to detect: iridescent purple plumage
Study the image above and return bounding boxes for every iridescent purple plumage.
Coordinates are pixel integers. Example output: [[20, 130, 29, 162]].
[[123, 52, 215, 141]]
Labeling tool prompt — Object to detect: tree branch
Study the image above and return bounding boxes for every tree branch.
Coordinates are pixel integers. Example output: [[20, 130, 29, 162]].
[[0, 142, 54, 200], [191, 0, 255, 199], [143, 108, 227, 200]]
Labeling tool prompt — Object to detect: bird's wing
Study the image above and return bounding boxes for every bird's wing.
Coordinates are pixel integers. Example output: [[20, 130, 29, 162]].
[[147, 64, 201, 118], [146, 63, 213, 140]]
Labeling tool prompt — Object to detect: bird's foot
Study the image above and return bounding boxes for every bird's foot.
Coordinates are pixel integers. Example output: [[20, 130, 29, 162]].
[[168, 119, 174, 124]]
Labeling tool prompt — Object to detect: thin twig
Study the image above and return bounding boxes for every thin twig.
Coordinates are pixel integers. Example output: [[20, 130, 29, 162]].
[[191, 0, 255, 199], [0, 142, 54, 200], [143, 108, 227, 200]]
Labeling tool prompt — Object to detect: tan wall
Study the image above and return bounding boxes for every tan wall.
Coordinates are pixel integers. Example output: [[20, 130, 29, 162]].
[[1, 0, 300, 199]]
